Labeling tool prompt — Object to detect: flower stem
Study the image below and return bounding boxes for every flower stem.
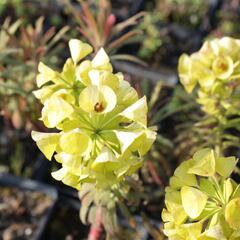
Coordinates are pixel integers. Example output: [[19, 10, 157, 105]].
[[88, 207, 103, 240]]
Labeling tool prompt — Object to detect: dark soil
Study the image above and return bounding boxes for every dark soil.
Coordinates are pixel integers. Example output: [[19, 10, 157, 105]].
[[0, 187, 53, 240], [44, 201, 89, 240]]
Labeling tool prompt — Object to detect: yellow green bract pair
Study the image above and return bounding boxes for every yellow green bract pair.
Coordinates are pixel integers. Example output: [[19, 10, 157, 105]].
[[178, 37, 240, 119], [31, 39, 156, 190], [162, 148, 240, 240]]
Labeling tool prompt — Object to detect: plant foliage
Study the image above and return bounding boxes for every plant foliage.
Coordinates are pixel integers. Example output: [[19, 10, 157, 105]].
[[162, 148, 240, 240]]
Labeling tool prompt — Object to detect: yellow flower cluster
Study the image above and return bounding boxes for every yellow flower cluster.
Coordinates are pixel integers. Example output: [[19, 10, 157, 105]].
[[162, 148, 240, 240], [32, 39, 156, 190], [178, 37, 240, 118]]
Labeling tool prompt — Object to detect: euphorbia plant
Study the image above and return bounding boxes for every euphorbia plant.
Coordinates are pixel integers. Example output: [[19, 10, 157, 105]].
[[179, 37, 240, 118], [31, 39, 156, 238], [177, 37, 240, 156], [162, 148, 240, 239]]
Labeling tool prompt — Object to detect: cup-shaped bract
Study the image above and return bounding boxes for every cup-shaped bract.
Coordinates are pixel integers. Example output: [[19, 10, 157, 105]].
[[32, 39, 156, 190], [178, 37, 240, 119], [162, 148, 240, 240]]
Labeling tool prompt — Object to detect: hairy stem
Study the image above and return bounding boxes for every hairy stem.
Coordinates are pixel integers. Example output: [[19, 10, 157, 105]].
[[88, 207, 103, 240]]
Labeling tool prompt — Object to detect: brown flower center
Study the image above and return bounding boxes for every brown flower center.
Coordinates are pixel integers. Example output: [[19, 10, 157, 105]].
[[94, 102, 104, 112], [220, 62, 227, 71]]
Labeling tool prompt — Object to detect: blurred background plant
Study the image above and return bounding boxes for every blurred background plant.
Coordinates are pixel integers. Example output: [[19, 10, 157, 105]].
[[0, 17, 68, 176], [62, 0, 144, 63], [0, 17, 69, 132], [137, 13, 165, 60], [157, 0, 209, 28], [136, 0, 212, 67], [209, 0, 240, 38], [148, 84, 201, 162], [0, 0, 63, 27]]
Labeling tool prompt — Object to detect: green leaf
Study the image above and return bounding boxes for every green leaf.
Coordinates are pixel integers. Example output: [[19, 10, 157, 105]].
[[149, 81, 162, 109]]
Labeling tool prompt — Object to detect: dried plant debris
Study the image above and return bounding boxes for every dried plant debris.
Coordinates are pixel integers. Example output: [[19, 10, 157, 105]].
[[0, 187, 53, 240]]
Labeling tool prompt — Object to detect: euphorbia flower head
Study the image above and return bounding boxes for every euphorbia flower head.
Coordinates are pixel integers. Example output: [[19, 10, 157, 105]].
[[178, 37, 240, 119], [32, 39, 156, 190], [162, 148, 240, 240]]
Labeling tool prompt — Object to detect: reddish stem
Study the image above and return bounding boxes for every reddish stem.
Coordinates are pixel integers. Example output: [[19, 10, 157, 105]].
[[104, 14, 116, 41], [147, 161, 165, 188], [88, 208, 103, 240]]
